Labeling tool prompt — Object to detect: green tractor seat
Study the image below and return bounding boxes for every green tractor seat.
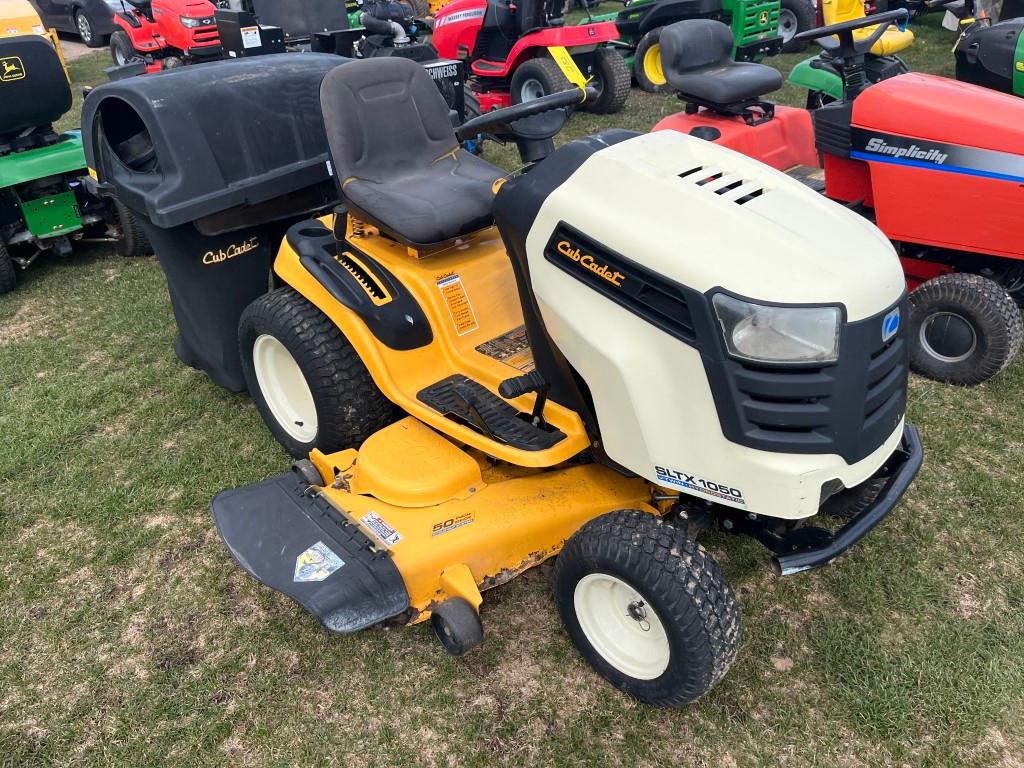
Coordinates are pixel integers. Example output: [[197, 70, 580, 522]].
[[0, 35, 72, 153], [660, 21, 782, 111], [320, 57, 503, 249]]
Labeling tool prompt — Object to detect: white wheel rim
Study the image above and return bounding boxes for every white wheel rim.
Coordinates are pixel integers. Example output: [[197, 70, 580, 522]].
[[779, 9, 797, 41], [520, 78, 546, 102], [574, 573, 670, 680], [252, 334, 318, 443]]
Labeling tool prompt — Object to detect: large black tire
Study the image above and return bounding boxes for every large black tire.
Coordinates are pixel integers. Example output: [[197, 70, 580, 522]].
[[0, 241, 16, 295], [779, 0, 816, 53], [553, 510, 740, 707], [510, 56, 572, 105], [75, 8, 107, 48], [110, 30, 140, 67], [820, 477, 886, 520], [407, 0, 430, 17], [239, 287, 398, 458], [113, 199, 151, 258], [909, 273, 1023, 386], [584, 47, 631, 114], [634, 28, 671, 94]]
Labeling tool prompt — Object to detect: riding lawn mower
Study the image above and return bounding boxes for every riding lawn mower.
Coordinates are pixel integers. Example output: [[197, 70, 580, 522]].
[[652, 12, 1024, 385], [110, 0, 222, 71], [0, 6, 146, 294], [432, 0, 632, 113]]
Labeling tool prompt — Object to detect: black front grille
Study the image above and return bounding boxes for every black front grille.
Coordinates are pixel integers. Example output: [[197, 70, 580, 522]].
[[707, 296, 909, 464]]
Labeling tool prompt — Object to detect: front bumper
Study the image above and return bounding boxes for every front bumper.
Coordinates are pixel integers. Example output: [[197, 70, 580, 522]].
[[734, 35, 783, 62], [772, 423, 923, 576]]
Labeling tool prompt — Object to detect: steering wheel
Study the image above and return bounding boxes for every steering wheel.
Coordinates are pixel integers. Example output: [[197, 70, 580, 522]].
[[792, 8, 909, 55], [455, 87, 590, 143]]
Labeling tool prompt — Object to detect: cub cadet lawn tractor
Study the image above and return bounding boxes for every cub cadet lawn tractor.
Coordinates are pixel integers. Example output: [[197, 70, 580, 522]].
[[653, 13, 1024, 385], [205, 57, 921, 705], [588, 0, 814, 93], [0, 9, 145, 294], [432, 0, 631, 113], [110, 0, 222, 71]]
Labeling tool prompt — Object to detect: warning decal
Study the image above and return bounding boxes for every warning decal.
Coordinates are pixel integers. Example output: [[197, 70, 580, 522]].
[[240, 26, 261, 48], [475, 325, 535, 373], [437, 273, 479, 336], [360, 512, 403, 548]]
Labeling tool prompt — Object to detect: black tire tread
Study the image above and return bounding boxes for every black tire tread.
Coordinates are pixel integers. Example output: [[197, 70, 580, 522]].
[[587, 47, 632, 113], [510, 57, 572, 105], [909, 272, 1023, 385], [820, 477, 886, 520], [554, 510, 739, 707], [239, 287, 397, 457], [633, 28, 670, 94], [0, 241, 16, 295], [780, 0, 816, 53], [113, 199, 151, 257]]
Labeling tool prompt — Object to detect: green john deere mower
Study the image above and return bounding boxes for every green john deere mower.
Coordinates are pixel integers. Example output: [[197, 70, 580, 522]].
[[0, 27, 147, 294], [588, 0, 815, 92]]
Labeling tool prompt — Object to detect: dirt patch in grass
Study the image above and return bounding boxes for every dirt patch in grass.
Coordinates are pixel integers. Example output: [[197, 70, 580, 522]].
[[0, 302, 49, 346]]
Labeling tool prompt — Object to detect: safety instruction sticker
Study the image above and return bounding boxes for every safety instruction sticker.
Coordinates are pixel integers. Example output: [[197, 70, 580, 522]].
[[360, 512, 403, 548], [655, 465, 747, 507], [475, 325, 535, 373], [241, 26, 261, 49], [294, 541, 345, 583], [437, 273, 479, 336]]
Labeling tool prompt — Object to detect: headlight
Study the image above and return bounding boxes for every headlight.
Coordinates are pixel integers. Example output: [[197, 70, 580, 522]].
[[180, 16, 212, 27], [712, 294, 841, 364]]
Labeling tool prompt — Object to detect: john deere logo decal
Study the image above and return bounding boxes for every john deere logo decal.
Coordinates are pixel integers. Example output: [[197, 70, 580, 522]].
[[759, 10, 769, 24], [0, 56, 25, 82], [882, 307, 901, 343]]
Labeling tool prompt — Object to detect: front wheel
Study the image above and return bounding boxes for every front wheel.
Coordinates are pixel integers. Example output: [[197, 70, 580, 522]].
[[779, 0, 816, 53], [113, 199, 151, 257], [553, 510, 740, 707], [634, 28, 670, 94], [909, 273, 1023, 386], [239, 287, 397, 457], [584, 47, 631, 113], [510, 57, 572, 105], [75, 9, 106, 48], [110, 30, 140, 67], [0, 241, 16, 295]]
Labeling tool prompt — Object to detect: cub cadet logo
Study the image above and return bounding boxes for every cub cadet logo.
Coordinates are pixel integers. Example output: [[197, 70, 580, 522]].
[[864, 137, 948, 165], [0, 56, 25, 83], [556, 240, 625, 287], [203, 236, 258, 265]]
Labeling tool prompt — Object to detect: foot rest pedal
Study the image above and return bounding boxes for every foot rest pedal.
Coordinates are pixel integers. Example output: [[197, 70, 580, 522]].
[[211, 471, 409, 634], [418, 374, 566, 451]]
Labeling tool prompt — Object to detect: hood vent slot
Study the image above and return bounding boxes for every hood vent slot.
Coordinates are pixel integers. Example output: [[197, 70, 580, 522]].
[[678, 164, 766, 205]]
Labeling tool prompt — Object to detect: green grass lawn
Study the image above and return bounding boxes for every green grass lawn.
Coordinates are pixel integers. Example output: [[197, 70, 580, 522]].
[[3, 15, 1022, 767]]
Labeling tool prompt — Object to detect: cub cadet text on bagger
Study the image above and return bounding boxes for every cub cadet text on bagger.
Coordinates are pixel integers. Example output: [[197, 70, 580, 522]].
[[588, 0, 808, 93], [110, 0, 222, 72], [210, 56, 922, 706], [652, 13, 1024, 385], [431, 0, 631, 113], [0, 3, 146, 294]]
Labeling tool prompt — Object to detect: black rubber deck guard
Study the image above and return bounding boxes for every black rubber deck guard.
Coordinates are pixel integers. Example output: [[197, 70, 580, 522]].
[[773, 423, 924, 577], [211, 471, 410, 633]]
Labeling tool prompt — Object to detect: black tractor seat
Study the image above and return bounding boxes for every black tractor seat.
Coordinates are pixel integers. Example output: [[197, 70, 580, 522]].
[[660, 20, 783, 113], [320, 57, 504, 248]]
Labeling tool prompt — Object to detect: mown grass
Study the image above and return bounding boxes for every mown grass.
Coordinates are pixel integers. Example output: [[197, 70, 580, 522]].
[[2, 14, 1022, 767]]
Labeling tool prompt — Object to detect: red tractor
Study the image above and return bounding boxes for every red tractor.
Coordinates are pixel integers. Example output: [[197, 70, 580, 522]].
[[651, 12, 1024, 385], [432, 0, 631, 113], [110, 0, 221, 73]]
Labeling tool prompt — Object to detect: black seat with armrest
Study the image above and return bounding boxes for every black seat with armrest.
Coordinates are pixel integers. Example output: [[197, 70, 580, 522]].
[[320, 57, 503, 249], [0, 36, 71, 153], [659, 20, 783, 114]]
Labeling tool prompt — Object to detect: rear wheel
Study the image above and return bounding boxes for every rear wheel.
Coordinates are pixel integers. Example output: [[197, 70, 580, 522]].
[[0, 242, 16, 295], [75, 8, 107, 48], [634, 28, 670, 93], [909, 273, 1023, 385], [510, 56, 572, 105], [779, 0, 816, 53], [584, 47, 631, 113], [820, 477, 886, 520], [407, 0, 430, 17], [554, 510, 740, 707], [239, 287, 397, 457], [113, 199, 151, 257], [110, 30, 140, 67]]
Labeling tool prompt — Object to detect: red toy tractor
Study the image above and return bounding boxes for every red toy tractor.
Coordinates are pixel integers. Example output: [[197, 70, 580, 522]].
[[110, 0, 222, 73], [432, 0, 631, 113], [651, 12, 1024, 385]]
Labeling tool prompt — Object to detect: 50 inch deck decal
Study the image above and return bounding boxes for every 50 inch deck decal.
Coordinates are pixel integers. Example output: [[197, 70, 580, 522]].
[[850, 128, 1024, 183]]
